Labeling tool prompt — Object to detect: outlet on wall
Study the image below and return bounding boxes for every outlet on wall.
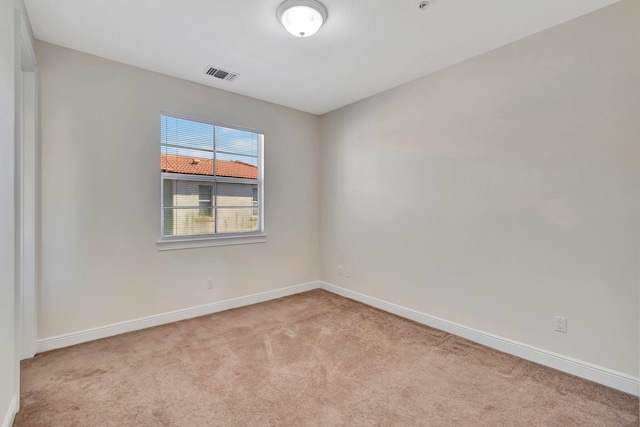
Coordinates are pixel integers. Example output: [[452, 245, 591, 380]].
[[345, 268, 351, 278], [338, 265, 343, 276], [555, 316, 567, 333], [207, 279, 214, 289]]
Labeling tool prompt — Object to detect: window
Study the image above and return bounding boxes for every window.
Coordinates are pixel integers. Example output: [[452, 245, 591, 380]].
[[198, 185, 213, 217], [160, 114, 263, 240], [252, 187, 258, 217]]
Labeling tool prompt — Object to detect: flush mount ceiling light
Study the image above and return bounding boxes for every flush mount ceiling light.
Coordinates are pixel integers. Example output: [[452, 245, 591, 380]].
[[277, 0, 327, 38]]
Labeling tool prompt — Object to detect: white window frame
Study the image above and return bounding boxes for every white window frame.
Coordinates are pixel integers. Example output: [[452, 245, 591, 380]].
[[158, 113, 266, 251]]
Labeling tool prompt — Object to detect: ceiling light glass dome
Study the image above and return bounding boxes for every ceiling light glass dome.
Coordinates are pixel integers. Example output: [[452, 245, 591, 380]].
[[277, 0, 327, 38]]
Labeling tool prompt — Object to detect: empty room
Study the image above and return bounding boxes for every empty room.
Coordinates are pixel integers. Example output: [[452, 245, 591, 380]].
[[1, 0, 639, 425]]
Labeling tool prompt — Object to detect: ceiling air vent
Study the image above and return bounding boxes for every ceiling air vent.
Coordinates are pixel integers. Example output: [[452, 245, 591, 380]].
[[203, 66, 239, 82]]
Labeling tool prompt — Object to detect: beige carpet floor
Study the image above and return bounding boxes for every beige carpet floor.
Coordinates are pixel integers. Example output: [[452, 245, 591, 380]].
[[15, 289, 639, 426]]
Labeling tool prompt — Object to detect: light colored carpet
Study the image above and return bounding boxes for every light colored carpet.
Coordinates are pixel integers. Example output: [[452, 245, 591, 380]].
[[15, 289, 639, 426]]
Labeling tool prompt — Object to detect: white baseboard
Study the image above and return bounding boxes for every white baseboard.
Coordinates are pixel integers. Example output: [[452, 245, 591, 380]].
[[319, 281, 640, 397], [35, 279, 639, 396], [37, 281, 320, 354], [1, 397, 17, 427]]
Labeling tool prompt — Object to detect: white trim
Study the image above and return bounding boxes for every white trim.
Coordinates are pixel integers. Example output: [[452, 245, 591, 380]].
[[17, 16, 36, 71], [157, 233, 267, 250], [318, 281, 640, 396], [1, 397, 17, 427], [16, 6, 38, 361], [37, 281, 319, 353], [18, 71, 37, 360], [34, 280, 639, 396]]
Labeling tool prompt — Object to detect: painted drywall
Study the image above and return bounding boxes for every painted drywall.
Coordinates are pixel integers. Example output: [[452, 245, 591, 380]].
[[0, 0, 15, 422], [37, 42, 320, 338], [319, 0, 639, 377], [0, 0, 24, 426]]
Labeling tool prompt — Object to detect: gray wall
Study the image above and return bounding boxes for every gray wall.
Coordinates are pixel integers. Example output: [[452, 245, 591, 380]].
[[319, 0, 639, 376], [37, 42, 320, 338], [0, 0, 16, 422]]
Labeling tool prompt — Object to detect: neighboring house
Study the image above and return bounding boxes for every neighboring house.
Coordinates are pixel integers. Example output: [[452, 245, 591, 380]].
[[161, 153, 258, 236]]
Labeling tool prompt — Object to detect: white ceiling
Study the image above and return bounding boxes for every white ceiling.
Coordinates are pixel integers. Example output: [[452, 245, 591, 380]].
[[24, 0, 619, 115]]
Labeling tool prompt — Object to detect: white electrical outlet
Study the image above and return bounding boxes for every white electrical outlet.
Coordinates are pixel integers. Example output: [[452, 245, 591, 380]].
[[207, 279, 214, 289], [345, 268, 351, 278], [338, 265, 343, 276], [555, 316, 567, 333]]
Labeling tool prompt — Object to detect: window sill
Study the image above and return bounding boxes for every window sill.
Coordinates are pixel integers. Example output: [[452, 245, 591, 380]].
[[157, 233, 267, 251]]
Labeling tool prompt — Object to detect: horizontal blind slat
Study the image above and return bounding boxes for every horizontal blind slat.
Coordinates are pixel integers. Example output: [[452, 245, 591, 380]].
[[161, 114, 263, 238]]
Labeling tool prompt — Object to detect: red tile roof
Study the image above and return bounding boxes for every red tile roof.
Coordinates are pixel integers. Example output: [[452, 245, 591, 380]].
[[161, 154, 257, 179]]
